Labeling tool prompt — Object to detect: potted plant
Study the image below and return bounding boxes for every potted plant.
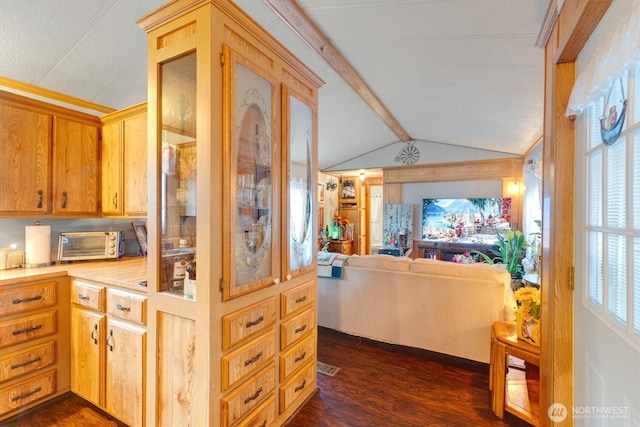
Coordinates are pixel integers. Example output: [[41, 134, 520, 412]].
[[472, 230, 528, 279]]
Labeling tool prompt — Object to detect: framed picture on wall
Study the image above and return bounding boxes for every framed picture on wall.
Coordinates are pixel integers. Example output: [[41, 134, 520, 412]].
[[318, 183, 325, 203], [340, 178, 356, 200]]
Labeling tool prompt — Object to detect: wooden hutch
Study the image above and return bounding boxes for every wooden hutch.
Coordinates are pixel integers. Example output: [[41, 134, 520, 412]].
[[138, 1, 322, 425]]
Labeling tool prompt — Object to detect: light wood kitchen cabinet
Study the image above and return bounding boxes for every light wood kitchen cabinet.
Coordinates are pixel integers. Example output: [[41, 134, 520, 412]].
[[0, 98, 51, 215], [0, 276, 70, 422], [101, 103, 147, 217], [69, 278, 146, 427], [0, 90, 101, 217], [52, 117, 100, 216], [139, 1, 321, 425]]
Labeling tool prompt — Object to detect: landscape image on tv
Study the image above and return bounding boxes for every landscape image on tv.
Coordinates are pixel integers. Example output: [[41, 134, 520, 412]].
[[422, 198, 511, 241]]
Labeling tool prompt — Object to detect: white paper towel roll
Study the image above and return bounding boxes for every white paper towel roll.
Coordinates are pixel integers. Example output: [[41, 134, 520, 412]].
[[25, 224, 51, 266]]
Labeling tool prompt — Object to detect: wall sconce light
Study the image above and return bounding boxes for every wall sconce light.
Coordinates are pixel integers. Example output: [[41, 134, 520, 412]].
[[508, 180, 520, 195], [359, 172, 366, 182]]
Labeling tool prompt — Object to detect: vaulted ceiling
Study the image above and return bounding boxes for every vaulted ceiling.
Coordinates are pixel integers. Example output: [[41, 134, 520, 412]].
[[0, 0, 548, 171]]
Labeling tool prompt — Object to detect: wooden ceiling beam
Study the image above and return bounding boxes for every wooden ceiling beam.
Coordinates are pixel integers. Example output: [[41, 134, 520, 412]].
[[266, 0, 412, 142]]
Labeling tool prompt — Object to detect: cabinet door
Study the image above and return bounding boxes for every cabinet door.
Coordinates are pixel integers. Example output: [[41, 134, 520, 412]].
[[101, 121, 124, 216], [223, 46, 279, 301], [0, 103, 51, 214], [105, 318, 146, 427], [124, 113, 147, 216], [52, 117, 99, 215], [70, 307, 104, 407]]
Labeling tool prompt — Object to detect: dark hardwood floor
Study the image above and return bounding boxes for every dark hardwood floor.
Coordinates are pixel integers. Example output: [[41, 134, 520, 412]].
[[286, 327, 532, 427], [1, 327, 531, 426]]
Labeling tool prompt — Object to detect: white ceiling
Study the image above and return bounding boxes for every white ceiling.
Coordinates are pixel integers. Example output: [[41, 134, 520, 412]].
[[0, 0, 548, 171]]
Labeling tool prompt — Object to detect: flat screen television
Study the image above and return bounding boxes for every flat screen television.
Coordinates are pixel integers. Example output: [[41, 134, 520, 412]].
[[422, 198, 511, 241]]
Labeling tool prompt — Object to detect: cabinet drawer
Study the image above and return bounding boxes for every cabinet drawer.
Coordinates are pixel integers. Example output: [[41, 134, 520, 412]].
[[0, 310, 56, 349], [236, 395, 276, 427], [278, 360, 315, 413], [0, 369, 56, 416], [280, 308, 315, 350], [107, 288, 147, 325], [280, 281, 315, 319], [221, 363, 275, 427], [71, 280, 105, 312], [222, 297, 276, 350], [279, 334, 315, 381], [222, 330, 276, 391], [0, 341, 55, 383], [0, 281, 56, 317]]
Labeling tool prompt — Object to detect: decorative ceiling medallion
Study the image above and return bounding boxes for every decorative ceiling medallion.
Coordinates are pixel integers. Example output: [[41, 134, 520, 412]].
[[395, 141, 420, 165]]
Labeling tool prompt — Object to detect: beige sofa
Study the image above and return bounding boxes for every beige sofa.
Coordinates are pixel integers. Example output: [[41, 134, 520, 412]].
[[317, 254, 515, 363]]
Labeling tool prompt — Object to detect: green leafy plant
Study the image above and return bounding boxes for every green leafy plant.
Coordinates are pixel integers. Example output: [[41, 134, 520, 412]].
[[472, 230, 528, 277]]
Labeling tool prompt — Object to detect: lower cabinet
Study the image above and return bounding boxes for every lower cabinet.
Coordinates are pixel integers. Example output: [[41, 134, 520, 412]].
[[70, 278, 146, 427], [0, 277, 70, 422]]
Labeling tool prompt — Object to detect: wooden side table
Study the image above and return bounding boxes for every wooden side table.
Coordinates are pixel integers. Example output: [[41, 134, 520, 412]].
[[490, 321, 540, 426], [328, 239, 353, 255]]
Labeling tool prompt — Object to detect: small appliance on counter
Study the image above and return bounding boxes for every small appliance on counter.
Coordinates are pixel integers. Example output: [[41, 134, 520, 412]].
[[25, 222, 53, 268], [57, 231, 125, 262], [0, 246, 25, 270]]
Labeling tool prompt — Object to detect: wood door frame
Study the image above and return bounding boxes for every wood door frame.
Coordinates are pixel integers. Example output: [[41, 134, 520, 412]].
[[540, 1, 613, 425]]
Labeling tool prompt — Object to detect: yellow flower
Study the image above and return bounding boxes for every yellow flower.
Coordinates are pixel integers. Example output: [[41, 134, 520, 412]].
[[514, 287, 541, 320]]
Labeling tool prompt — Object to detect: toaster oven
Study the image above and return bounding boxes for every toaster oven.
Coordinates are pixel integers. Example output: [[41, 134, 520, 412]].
[[57, 231, 125, 262]]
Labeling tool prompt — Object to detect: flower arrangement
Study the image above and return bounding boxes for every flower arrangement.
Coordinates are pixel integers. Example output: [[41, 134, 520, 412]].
[[332, 212, 350, 228], [384, 235, 397, 246], [452, 252, 476, 264], [513, 286, 541, 345]]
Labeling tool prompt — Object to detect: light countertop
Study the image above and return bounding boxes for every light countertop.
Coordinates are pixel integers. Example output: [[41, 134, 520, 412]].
[[0, 257, 148, 292]]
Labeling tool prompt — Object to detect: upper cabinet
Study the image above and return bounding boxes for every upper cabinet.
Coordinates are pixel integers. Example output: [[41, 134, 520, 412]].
[[101, 103, 148, 217], [0, 90, 100, 217]]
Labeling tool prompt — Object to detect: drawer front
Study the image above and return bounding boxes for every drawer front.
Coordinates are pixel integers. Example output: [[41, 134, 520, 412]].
[[280, 308, 315, 350], [0, 369, 56, 416], [280, 281, 315, 319], [0, 281, 56, 317], [236, 395, 276, 427], [278, 360, 315, 413], [222, 330, 276, 391], [0, 341, 55, 383], [222, 297, 276, 350], [0, 310, 56, 349], [71, 280, 105, 312], [279, 334, 315, 381], [107, 288, 147, 325], [221, 363, 275, 427]]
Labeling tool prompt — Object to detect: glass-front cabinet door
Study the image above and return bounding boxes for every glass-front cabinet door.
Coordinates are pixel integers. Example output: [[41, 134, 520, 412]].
[[284, 86, 314, 277], [158, 51, 197, 296], [223, 47, 279, 301]]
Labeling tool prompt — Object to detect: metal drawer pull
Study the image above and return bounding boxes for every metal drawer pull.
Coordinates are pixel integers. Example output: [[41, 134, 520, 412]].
[[12, 324, 42, 335], [112, 192, 118, 209], [13, 295, 42, 304], [11, 356, 42, 370], [245, 315, 264, 328], [244, 351, 263, 367], [91, 324, 98, 344], [78, 294, 90, 301], [11, 387, 41, 402], [106, 330, 114, 352], [61, 191, 67, 209], [294, 379, 307, 393], [244, 386, 263, 405], [294, 324, 307, 334], [116, 303, 131, 312], [295, 296, 307, 304], [294, 352, 307, 363], [37, 189, 43, 208]]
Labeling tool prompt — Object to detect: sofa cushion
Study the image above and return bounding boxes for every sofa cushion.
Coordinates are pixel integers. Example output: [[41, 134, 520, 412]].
[[409, 257, 507, 281], [347, 254, 412, 272]]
